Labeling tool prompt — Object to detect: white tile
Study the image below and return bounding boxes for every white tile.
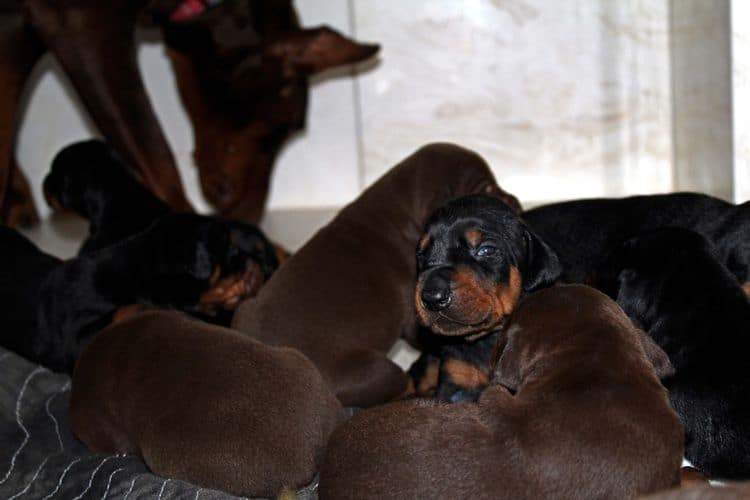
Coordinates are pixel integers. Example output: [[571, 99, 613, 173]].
[[268, 0, 361, 210], [355, 0, 673, 206], [732, 0, 750, 203]]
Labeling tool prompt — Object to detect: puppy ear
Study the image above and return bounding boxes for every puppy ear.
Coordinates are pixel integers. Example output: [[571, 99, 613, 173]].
[[522, 228, 562, 292], [636, 330, 675, 380], [482, 183, 523, 215]]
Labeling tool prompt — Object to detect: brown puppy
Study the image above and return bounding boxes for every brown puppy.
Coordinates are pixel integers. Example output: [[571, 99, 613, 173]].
[[231, 143, 519, 408], [70, 310, 345, 498], [319, 285, 683, 500]]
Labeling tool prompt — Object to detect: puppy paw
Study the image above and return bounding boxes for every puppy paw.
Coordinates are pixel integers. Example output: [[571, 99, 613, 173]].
[[195, 262, 265, 315]]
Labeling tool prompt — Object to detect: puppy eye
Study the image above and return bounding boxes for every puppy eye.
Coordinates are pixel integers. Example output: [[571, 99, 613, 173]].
[[476, 245, 497, 257]]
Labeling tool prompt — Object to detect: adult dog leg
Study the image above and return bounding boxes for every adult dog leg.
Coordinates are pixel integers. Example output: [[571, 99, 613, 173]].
[[0, 7, 44, 226], [24, 0, 193, 211]]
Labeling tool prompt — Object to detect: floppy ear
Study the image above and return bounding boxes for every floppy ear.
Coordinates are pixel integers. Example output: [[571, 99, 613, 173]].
[[522, 228, 562, 292], [636, 330, 675, 380], [483, 183, 523, 215], [267, 26, 379, 74]]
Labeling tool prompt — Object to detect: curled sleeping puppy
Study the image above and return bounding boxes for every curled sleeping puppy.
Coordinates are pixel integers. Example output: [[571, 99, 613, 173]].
[[70, 309, 345, 498], [320, 285, 683, 500], [42, 139, 172, 254], [231, 143, 521, 407], [410, 193, 561, 402], [595, 228, 750, 479], [523, 192, 750, 288], [0, 213, 275, 373]]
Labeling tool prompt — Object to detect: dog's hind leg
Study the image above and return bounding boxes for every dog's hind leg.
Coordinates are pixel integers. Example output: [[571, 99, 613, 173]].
[[24, 0, 193, 212], [332, 349, 410, 408], [0, 6, 44, 226]]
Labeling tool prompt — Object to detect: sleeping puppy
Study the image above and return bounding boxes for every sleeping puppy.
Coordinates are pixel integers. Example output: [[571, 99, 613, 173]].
[[595, 228, 750, 479], [523, 192, 750, 286], [42, 139, 287, 265], [320, 285, 683, 500], [231, 143, 520, 407], [42, 139, 172, 253], [70, 310, 345, 498], [411, 193, 561, 402], [0, 213, 275, 373]]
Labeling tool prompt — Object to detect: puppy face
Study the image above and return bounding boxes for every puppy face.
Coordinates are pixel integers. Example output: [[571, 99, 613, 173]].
[[415, 194, 561, 338]]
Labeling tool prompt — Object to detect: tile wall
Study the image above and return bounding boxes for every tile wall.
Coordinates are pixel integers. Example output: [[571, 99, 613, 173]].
[[14, 0, 744, 225]]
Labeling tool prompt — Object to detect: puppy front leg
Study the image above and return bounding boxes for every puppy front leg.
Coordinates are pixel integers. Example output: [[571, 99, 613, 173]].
[[434, 332, 499, 403]]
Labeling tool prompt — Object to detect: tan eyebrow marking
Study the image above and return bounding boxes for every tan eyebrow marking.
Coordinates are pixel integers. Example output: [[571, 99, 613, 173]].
[[465, 229, 483, 247]]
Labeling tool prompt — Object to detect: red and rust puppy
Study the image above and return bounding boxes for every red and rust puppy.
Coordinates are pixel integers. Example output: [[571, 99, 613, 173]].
[[319, 285, 684, 500], [70, 310, 345, 498], [232, 143, 520, 408], [411, 193, 561, 402]]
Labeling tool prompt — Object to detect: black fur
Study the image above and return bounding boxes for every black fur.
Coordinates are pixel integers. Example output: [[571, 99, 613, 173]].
[[595, 227, 750, 479], [43, 139, 172, 254], [523, 192, 750, 285], [411, 194, 561, 402], [0, 213, 278, 373]]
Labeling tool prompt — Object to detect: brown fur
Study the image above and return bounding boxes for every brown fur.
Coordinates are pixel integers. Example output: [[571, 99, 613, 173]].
[[319, 285, 684, 499], [640, 484, 750, 499], [70, 310, 345, 498], [232, 143, 513, 407]]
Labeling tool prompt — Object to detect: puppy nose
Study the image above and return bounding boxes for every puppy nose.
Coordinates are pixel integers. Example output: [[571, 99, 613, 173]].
[[421, 268, 453, 311]]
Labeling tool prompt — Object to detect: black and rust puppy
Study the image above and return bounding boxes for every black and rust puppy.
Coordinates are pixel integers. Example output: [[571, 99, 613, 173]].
[[596, 227, 750, 479], [411, 193, 561, 402], [43, 139, 172, 253], [523, 192, 750, 286], [320, 285, 683, 500], [71, 310, 345, 498], [0, 213, 275, 373]]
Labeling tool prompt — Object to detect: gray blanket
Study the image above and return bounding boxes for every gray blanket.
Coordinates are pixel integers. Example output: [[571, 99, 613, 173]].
[[0, 347, 318, 499]]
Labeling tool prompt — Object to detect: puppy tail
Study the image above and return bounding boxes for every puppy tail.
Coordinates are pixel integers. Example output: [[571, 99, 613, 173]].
[[276, 486, 298, 500]]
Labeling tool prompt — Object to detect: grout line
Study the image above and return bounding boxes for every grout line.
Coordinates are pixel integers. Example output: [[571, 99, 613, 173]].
[[348, 0, 366, 191]]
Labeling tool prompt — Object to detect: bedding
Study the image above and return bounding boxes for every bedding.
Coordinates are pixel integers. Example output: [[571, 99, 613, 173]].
[[0, 346, 318, 499]]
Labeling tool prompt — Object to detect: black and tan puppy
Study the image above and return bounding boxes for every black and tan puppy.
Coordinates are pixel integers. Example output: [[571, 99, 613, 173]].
[[596, 228, 750, 479], [232, 143, 521, 407], [411, 193, 561, 402], [70, 310, 345, 498], [0, 213, 274, 372], [523, 192, 750, 286], [320, 285, 683, 500], [42, 139, 172, 253]]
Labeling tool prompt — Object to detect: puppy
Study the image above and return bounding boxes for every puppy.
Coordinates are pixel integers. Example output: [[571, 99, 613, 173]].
[[0, 213, 274, 372], [43, 139, 172, 253], [319, 285, 683, 500], [596, 228, 750, 479], [232, 143, 521, 407], [70, 310, 345, 498], [523, 192, 750, 286], [411, 193, 561, 402]]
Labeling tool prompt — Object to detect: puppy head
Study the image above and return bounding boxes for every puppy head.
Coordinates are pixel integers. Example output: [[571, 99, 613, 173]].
[[145, 214, 277, 313], [595, 227, 722, 331], [43, 140, 131, 216], [415, 194, 561, 338], [488, 284, 674, 392]]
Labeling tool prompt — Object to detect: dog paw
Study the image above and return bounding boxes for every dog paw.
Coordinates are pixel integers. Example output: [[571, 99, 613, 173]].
[[195, 262, 265, 315]]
